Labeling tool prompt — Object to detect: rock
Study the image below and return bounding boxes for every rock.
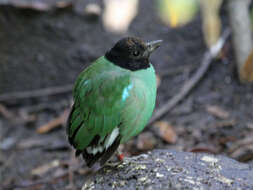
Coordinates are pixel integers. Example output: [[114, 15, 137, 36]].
[[82, 150, 253, 190]]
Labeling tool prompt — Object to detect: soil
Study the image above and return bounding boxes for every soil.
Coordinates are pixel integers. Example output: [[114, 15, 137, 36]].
[[1, 0, 253, 190]]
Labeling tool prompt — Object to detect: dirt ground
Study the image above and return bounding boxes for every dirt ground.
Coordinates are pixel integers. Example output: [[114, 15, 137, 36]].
[[1, 1, 253, 190]]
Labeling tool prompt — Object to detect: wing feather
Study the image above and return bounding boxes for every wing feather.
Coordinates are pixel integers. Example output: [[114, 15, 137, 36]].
[[67, 57, 156, 167], [67, 57, 130, 157]]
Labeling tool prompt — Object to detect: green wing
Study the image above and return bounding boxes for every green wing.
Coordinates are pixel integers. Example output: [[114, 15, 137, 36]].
[[67, 56, 156, 167], [67, 57, 130, 151]]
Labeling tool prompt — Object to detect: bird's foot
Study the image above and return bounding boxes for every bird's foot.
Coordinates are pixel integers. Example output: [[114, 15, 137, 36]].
[[117, 153, 125, 162], [105, 158, 131, 167], [105, 160, 123, 167], [104, 153, 131, 167]]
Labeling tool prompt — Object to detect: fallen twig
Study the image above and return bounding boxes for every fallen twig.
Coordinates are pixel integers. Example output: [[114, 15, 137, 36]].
[[0, 104, 36, 124], [0, 104, 15, 119], [158, 63, 197, 77], [37, 109, 69, 134], [26, 100, 70, 113], [0, 84, 73, 102], [149, 28, 231, 125], [31, 160, 61, 177]]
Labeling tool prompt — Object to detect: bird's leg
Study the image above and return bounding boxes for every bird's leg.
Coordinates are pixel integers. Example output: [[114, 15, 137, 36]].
[[104, 150, 128, 167], [116, 149, 125, 162], [116, 150, 132, 165]]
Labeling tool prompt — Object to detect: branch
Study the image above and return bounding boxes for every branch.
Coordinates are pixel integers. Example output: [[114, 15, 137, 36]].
[[0, 84, 73, 102], [149, 28, 231, 125]]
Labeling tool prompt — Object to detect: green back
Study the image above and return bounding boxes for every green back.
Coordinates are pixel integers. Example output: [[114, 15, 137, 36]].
[[67, 56, 156, 150]]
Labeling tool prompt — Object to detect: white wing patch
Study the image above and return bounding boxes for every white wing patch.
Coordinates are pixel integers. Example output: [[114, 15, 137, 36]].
[[104, 127, 119, 149], [86, 127, 120, 155]]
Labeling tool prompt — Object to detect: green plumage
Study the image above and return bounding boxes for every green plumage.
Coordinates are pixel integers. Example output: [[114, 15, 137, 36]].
[[67, 37, 161, 167], [68, 56, 156, 149]]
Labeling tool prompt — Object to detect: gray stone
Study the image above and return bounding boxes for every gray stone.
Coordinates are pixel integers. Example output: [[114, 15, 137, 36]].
[[82, 150, 253, 190]]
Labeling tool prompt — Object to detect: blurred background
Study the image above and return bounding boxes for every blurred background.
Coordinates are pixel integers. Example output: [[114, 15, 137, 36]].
[[1, 0, 253, 189]]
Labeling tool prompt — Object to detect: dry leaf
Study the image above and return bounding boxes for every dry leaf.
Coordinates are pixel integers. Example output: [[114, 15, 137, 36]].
[[84, 3, 101, 17], [154, 121, 177, 144], [136, 132, 156, 151], [103, 0, 139, 33], [240, 48, 253, 82], [206, 105, 229, 119], [31, 160, 60, 176], [56, 1, 73, 9]]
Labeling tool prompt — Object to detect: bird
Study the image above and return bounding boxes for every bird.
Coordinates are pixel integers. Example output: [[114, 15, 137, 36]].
[[67, 37, 162, 168]]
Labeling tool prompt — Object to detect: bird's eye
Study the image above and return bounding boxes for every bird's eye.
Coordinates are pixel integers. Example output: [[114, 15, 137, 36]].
[[133, 50, 140, 57]]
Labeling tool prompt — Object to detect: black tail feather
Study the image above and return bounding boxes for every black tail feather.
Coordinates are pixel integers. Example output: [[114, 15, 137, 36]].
[[75, 150, 82, 157], [81, 136, 121, 168], [66, 104, 84, 146], [99, 136, 121, 166], [66, 105, 75, 135], [68, 121, 83, 146], [83, 150, 105, 167]]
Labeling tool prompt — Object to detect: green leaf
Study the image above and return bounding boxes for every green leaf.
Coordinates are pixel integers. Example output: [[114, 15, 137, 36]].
[[157, 0, 199, 27]]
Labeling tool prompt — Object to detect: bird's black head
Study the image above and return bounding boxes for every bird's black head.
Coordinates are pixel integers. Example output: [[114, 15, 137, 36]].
[[105, 37, 162, 71]]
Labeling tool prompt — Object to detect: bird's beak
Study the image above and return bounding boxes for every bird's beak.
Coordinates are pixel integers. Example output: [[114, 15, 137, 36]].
[[145, 40, 163, 55]]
